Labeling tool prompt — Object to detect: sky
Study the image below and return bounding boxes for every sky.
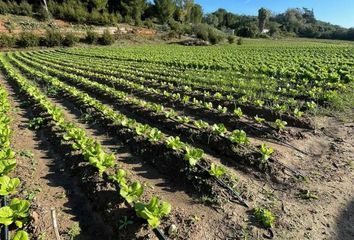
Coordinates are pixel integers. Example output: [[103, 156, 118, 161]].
[[195, 0, 354, 28]]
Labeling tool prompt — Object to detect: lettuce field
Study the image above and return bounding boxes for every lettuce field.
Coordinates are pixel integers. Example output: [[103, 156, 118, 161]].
[[0, 41, 353, 239]]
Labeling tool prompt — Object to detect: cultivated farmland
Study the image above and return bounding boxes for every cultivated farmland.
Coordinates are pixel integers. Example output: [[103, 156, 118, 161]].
[[0, 41, 353, 239]]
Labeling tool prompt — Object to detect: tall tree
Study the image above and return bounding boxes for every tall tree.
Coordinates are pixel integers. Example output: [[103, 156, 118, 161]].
[[205, 13, 219, 27], [154, 0, 176, 23], [190, 4, 202, 24], [120, 0, 147, 25], [174, 0, 194, 23], [258, 7, 269, 32]]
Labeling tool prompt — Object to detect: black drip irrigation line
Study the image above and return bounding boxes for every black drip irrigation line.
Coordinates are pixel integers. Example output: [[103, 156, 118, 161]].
[[153, 228, 169, 240], [244, 121, 311, 156], [196, 163, 249, 208], [0, 196, 9, 240]]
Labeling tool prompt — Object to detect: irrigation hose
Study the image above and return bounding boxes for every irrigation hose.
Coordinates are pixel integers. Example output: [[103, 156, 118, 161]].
[[1, 196, 9, 240]]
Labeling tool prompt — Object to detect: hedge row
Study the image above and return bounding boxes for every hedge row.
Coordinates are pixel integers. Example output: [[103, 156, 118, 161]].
[[0, 30, 115, 48]]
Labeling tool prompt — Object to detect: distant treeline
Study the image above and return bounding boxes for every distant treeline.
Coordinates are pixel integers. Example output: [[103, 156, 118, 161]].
[[0, 0, 353, 41]]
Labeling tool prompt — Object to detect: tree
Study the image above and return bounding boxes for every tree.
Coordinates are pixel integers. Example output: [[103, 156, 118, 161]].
[[204, 13, 219, 27], [154, 0, 176, 24], [120, 0, 147, 25], [190, 4, 202, 24], [84, 0, 108, 12], [174, 0, 194, 23], [302, 8, 315, 24], [258, 7, 269, 32], [213, 8, 227, 27]]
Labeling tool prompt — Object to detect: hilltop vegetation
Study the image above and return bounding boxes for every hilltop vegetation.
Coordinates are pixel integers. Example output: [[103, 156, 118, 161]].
[[0, 0, 353, 42]]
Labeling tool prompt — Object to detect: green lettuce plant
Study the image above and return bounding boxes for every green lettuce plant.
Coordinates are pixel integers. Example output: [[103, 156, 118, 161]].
[[134, 196, 171, 229], [253, 207, 275, 228], [260, 144, 274, 162], [184, 147, 203, 166], [0, 176, 20, 196], [229, 130, 249, 144], [0, 198, 30, 228], [208, 163, 226, 178], [120, 182, 144, 204]]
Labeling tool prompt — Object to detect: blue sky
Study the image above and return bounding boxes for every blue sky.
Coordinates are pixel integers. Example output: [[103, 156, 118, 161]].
[[195, 0, 354, 28]]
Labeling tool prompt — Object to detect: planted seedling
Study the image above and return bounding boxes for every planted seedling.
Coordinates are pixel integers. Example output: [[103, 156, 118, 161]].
[[209, 163, 226, 178], [148, 128, 163, 143], [193, 120, 209, 129], [88, 150, 115, 176], [204, 102, 213, 110], [120, 182, 144, 204], [294, 108, 304, 118], [255, 99, 265, 107], [253, 207, 275, 228], [233, 107, 244, 118], [211, 123, 227, 136], [0, 198, 30, 228], [28, 117, 45, 130], [0, 176, 20, 196], [177, 116, 191, 124], [217, 105, 227, 114], [254, 115, 265, 124], [166, 136, 184, 151], [184, 146, 203, 166], [109, 169, 127, 186], [274, 119, 287, 131], [229, 130, 249, 145], [135, 124, 150, 136], [135, 196, 171, 229], [226, 94, 234, 101], [181, 96, 190, 104], [12, 230, 29, 240], [165, 109, 177, 118], [213, 92, 223, 99], [259, 144, 274, 163]]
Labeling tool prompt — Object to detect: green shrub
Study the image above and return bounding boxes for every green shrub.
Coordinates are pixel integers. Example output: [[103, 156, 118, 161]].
[[18, 1, 32, 16], [0, 0, 9, 14], [227, 35, 236, 44], [7, 1, 19, 14], [144, 18, 154, 29], [62, 33, 78, 47], [237, 38, 243, 45], [42, 30, 63, 47], [85, 30, 99, 44], [192, 24, 225, 44], [99, 30, 115, 45], [208, 27, 225, 44], [36, 6, 50, 21], [193, 24, 209, 41], [17, 32, 39, 48], [0, 34, 16, 48]]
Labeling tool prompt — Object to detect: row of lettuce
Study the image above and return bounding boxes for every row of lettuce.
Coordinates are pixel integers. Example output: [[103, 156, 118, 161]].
[[0, 69, 29, 239]]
